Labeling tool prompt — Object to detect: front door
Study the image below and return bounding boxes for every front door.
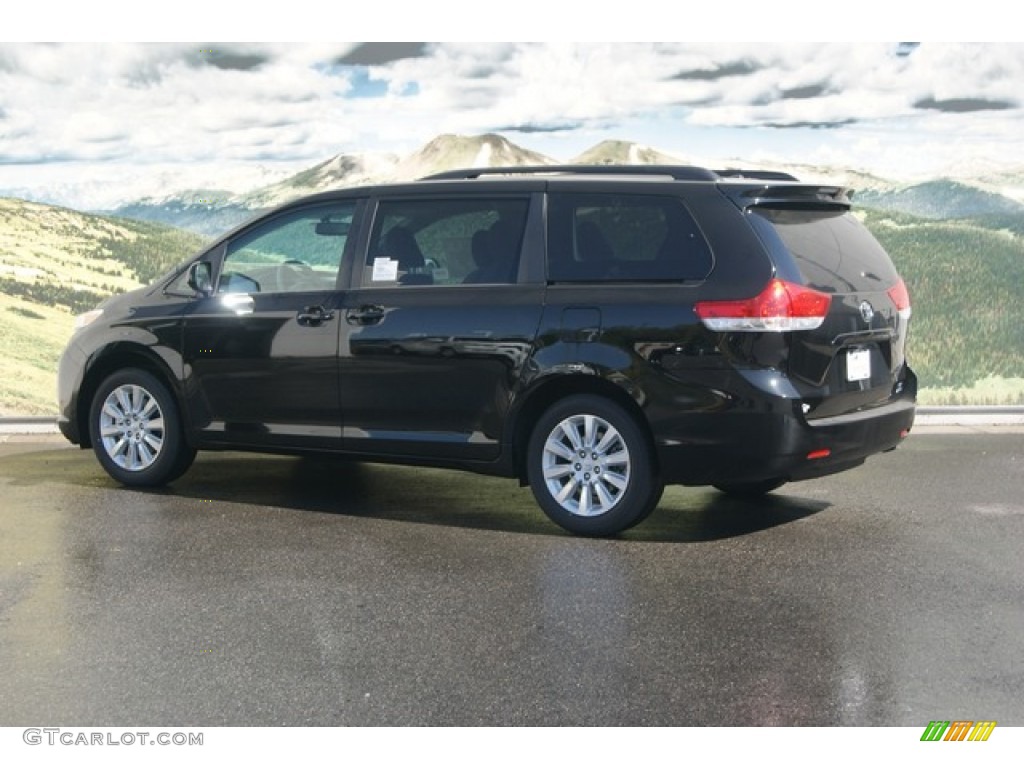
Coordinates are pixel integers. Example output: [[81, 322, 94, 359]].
[[182, 201, 359, 448]]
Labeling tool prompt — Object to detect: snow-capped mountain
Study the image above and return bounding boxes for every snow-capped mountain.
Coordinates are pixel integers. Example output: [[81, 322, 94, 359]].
[[112, 193, 255, 237], [389, 133, 556, 180], [570, 140, 688, 166], [0, 162, 295, 213], [967, 169, 1024, 206], [240, 151, 399, 209]]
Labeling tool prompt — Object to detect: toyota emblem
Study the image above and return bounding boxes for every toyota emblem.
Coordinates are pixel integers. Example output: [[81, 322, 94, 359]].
[[859, 301, 875, 324]]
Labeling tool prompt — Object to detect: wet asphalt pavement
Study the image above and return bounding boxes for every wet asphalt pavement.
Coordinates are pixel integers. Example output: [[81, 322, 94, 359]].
[[0, 431, 1021, 726]]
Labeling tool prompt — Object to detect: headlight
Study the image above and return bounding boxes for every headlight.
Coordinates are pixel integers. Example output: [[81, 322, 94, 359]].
[[73, 308, 104, 332]]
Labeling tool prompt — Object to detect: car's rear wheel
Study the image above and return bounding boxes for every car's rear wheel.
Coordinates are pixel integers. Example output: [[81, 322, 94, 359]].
[[88, 369, 195, 486], [713, 479, 786, 498], [527, 395, 663, 536]]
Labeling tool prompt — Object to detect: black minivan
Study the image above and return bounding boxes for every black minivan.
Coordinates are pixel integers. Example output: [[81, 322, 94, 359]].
[[57, 165, 915, 535]]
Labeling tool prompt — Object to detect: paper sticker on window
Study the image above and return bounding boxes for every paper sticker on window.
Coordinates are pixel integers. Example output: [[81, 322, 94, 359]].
[[372, 258, 399, 282]]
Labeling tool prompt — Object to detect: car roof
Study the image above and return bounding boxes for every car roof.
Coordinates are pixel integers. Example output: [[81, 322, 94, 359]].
[[254, 165, 851, 222]]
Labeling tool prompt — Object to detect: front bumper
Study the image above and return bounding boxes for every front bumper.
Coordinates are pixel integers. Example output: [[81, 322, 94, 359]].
[[56, 341, 87, 445]]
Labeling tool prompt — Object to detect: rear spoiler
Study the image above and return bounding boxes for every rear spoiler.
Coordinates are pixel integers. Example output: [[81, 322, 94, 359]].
[[719, 183, 853, 209], [713, 169, 799, 182]]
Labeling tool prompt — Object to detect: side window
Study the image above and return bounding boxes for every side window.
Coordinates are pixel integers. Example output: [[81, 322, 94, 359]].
[[363, 198, 529, 287], [547, 193, 713, 282], [218, 203, 355, 294], [165, 264, 199, 295]]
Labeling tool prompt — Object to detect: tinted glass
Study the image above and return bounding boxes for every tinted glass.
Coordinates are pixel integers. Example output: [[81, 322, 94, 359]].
[[547, 193, 713, 282], [219, 203, 355, 294], [753, 208, 898, 293], [364, 198, 529, 287]]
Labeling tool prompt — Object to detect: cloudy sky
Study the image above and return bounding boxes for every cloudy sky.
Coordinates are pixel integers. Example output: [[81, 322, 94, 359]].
[[2, 40, 1023, 208]]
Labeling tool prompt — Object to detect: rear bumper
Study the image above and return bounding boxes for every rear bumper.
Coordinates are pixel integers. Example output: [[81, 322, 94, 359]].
[[653, 369, 916, 486], [788, 396, 915, 480]]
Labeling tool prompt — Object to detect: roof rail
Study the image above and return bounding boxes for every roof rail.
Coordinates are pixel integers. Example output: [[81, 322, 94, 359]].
[[714, 169, 800, 182], [421, 165, 720, 182]]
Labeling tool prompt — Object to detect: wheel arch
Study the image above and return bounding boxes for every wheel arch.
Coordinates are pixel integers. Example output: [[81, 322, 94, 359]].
[[508, 373, 658, 484], [76, 343, 183, 449]]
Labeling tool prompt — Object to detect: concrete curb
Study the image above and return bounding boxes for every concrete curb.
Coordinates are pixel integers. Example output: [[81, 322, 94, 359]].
[[914, 406, 1024, 426], [0, 418, 63, 435]]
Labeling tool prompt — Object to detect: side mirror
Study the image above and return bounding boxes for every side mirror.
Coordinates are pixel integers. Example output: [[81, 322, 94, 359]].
[[187, 262, 213, 296]]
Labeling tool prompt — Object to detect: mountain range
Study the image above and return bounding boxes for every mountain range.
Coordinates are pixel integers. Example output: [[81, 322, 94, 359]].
[[96, 133, 1024, 236]]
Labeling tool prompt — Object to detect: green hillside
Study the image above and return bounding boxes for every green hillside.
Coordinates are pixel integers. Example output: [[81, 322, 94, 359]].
[[861, 208, 1024, 403], [0, 198, 207, 415]]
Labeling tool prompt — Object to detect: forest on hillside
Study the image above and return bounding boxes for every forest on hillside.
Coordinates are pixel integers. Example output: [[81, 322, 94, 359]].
[[863, 209, 1024, 401]]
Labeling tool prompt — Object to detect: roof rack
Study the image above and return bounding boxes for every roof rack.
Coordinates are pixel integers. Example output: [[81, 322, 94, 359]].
[[714, 169, 799, 182], [421, 165, 720, 182]]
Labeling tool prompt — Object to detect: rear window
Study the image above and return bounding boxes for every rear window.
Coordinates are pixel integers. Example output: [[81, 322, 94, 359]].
[[547, 193, 713, 282], [753, 208, 897, 293]]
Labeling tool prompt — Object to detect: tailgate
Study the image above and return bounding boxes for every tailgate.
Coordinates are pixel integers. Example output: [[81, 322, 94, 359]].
[[748, 206, 912, 419]]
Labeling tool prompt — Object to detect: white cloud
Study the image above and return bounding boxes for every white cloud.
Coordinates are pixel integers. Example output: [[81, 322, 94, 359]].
[[1, 41, 1023, 206]]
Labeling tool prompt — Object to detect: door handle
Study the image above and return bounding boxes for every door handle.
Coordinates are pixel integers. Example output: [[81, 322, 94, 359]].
[[296, 305, 335, 326], [345, 305, 385, 325]]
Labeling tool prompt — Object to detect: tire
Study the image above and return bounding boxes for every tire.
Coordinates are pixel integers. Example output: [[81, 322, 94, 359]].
[[88, 368, 196, 486], [713, 479, 786, 498], [527, 395, 664, 536]]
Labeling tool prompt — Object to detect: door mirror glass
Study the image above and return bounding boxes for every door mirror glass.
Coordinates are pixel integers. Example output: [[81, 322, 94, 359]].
[[187, 262, 213, 295]]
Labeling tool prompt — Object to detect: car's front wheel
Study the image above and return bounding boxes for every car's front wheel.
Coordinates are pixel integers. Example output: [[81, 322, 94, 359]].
[[88, 368, 195, 486], [527, 395, 663, 536]]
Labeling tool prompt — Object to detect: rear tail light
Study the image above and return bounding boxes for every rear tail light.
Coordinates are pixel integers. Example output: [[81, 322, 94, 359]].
[[887, 278, 912, 320], [695, 279, 832, 332]]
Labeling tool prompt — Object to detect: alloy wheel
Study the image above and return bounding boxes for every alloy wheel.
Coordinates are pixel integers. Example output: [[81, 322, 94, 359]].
[[98, 384, 165, 471], [541, 413, 631, 517]]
